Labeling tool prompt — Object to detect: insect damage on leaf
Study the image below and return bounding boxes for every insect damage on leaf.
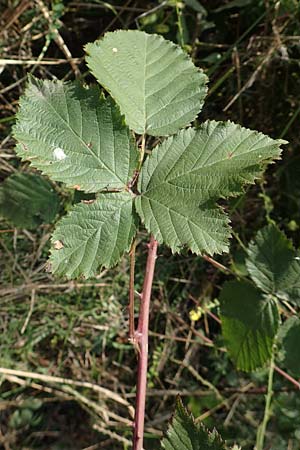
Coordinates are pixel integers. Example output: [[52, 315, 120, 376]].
[[53, 240, 64, 250]]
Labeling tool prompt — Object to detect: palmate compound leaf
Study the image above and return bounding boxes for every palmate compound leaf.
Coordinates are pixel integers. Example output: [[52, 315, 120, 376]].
[[161, 397, 228, 450], [220, 281, 279, 371], [135, 121, 286, 256], [246, 224, 300, 305], [50, 192, 137, 279], [85, 30, 208, 136], [13, 76, 138, 193], [0, 172, 59, 229]]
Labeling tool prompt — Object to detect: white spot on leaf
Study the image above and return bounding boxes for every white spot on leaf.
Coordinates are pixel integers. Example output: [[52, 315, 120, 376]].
[[53, 147, 67, 161], [112, 47, 118, 53]]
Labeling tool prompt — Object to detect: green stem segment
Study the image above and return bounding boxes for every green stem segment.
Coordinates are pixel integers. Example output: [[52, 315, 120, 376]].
[[255, 345, 275, 450]]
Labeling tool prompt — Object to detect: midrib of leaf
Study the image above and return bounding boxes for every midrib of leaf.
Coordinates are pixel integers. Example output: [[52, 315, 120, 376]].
[[39, 86, 125, 186], [143, 34, 147, 131]]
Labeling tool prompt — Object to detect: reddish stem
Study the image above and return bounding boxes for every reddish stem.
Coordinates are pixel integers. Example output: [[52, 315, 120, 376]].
[[133, 235, 158, 450], [274, 365, 300, 390]]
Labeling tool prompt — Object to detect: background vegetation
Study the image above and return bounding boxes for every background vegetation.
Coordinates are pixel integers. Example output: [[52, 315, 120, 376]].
[[1, 0, 300, 449]]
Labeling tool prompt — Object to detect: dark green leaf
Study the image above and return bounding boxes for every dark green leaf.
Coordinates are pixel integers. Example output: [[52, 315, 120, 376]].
[[246, 224, 300, 305], [220, 281, 279, 371], [0, 173, 59, 229], [279, 316, 300, 377]]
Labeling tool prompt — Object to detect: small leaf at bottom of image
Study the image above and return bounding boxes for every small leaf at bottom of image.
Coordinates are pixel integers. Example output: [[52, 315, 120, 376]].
[[50, 191, 137, 279], [0, 172, 59, 229], [220, 281, 279, 371], [161, 397, 229, 450]]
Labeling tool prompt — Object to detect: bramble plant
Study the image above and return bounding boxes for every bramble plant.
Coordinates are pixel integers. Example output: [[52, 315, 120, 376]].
[[13, 30, 287, 449]]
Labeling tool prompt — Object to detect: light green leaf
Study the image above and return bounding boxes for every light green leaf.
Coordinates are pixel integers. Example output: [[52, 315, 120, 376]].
[[13, 76, 138, 193], [0, 173, 59, 229], [246, 224, 300, 305], [85, 30, 208, 136], [278, 316, 300, 377], [220, 281, 279, 371], [136, 121, 285, 255], [50, 192, 136, 278], [161, 397, 227, 450]]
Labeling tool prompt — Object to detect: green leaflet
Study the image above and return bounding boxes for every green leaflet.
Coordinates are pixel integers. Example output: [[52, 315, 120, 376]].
[[278, 316, 300, 377], [135, 122, 285, 256], [246, 224, 300, 305], [220, 281, 279, 371], [161, 398, 228, 450], [13, 76, 138, 193], [0, 173, 59, 229], [85, 30, 208, 136], [50, 192, 137, 279]]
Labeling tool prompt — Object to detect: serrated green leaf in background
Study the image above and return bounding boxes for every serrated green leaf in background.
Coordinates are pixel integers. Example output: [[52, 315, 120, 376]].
[[50, 192, 137, 279], [183, 0, 207, 15], [135, 121, 285, 256], [85, 30, 208, 136], [161, 397, 227, 450], [278, 316, 300, 377], [246, 224, 300, 305], [13, 76, 138, 193], [220, 281, 279, 371], [0, 173, 59, 229]]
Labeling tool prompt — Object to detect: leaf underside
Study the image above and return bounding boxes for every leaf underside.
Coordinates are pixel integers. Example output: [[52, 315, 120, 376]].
[[220, 281, 279, 371], [13, 76, 138, 193], [0, 173, 59, 229], [85, 30, 208, 136], [161, 397, 227, 450], [136, 121, 284, 256], [50, 192, 136, 279], [246, 224, 300, 305]]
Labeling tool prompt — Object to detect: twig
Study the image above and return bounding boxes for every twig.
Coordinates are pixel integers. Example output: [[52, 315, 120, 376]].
[[35, 0, 80, 75], [274, 365, 300, 390], [21, 289, 35, 334], [0, 58, 82, 65], [0, 367, 132, 410], [133, 235, 158, 450], [202, 254, 230, 273], [93, 424, 131, 446]]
